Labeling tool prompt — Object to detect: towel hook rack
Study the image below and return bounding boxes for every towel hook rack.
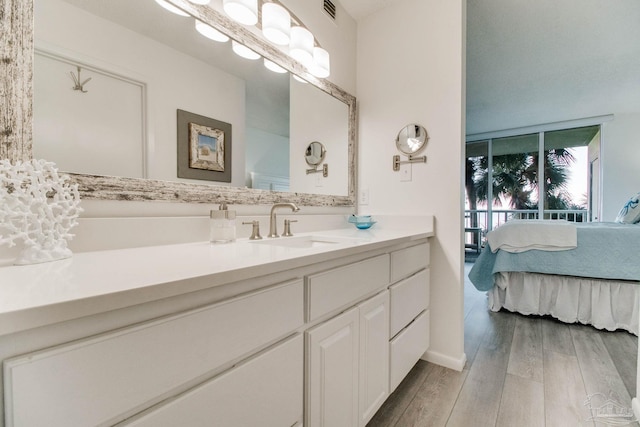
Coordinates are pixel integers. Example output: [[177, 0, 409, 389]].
[[70, 66, 92, 93]]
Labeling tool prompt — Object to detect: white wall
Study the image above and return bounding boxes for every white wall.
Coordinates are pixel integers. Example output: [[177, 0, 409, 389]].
[[356, 0, 466, 369], [602, 113, 640, 221]]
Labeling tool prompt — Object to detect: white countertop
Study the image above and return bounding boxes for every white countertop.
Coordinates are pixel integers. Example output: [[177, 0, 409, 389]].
[[0, 218, 433, 336]]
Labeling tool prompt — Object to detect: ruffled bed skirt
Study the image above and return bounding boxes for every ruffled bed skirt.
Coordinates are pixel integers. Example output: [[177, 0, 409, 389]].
[[488, 272, 640, 335]]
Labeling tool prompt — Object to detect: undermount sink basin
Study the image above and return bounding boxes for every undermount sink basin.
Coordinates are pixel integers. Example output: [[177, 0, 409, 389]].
[[251, 235, 366, 249]]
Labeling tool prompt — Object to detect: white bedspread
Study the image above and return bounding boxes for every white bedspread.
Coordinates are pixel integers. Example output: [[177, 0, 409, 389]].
[[487, 220, 577, 253]]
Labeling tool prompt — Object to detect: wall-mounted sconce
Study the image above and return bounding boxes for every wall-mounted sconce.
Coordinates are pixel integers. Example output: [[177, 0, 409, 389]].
[[305, 141, 328, 177], [393, 123, 428, 171]]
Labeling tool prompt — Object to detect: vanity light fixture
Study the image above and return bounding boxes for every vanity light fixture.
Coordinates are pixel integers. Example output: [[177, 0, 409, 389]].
[[195, 20, 230, 42], [289, 26, 314, 68], [262, 2, 291, 45], [154, 0, 189, 16], [157, 0, 330, 79], [232, 40, 261, 60], [223, 0, 258, 26], [309, 47, 330, 78], [264, 59, 287, 73]]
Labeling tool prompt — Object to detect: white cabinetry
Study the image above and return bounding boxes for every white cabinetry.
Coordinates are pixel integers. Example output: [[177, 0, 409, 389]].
[[306, 291, 390, 427], [125, 334, 304, 427], [1, 237, 432, 427], [4, 280, 304, 427], [388, 243, 431, 392], [306, 307, 360, 427], [358, 291, 390, 426]]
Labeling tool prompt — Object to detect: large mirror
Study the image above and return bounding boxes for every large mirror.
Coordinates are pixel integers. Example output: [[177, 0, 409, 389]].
[[2, 0, 356, 206]]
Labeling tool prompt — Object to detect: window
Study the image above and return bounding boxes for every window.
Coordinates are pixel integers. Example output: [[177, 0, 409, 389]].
[[465, 124, 601, 231]]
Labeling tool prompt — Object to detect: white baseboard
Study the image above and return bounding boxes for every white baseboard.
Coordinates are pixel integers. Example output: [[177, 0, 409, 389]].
[[632, 397, 640, 421], [422, 350, 467, 372]]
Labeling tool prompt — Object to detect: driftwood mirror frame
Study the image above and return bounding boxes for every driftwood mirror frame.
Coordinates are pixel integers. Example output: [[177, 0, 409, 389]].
[[0, 0, 357, 207]]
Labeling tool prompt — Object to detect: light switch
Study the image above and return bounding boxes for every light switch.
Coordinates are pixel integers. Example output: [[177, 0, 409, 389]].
[[359, 188, 369, 205]]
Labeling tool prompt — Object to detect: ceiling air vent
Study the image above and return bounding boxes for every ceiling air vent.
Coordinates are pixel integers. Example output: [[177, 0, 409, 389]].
[[323, 0, 336, 20]]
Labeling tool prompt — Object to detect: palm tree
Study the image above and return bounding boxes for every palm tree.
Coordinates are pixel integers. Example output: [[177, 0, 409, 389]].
[[465, 158, 479, 227], [467, 147, 576, 214]]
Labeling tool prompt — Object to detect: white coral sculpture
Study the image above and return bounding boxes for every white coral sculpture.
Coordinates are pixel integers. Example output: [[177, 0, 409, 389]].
[[0, 159, 83, 265]]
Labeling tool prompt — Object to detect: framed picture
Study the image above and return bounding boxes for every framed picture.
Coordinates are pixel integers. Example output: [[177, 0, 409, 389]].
[[177, 109, 232, 182], [189, 122, 224, 172]]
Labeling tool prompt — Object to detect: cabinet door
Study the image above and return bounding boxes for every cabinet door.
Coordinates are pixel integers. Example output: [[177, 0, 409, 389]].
[[358, 291, 390, 427], [306, 307, 360, 427]]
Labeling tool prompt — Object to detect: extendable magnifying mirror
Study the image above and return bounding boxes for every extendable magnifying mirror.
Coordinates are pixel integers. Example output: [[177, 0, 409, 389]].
[[305, 141, 328, 177], [393, 124, 428, 171]]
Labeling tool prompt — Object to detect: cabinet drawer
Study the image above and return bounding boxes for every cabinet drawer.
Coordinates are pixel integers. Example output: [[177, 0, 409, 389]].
[[389, 309, 429, 393], [4, 280, 304, 427], [389, 269, 430, 338], [125, 334, 303, 427], [307, 254, 390, 322], [390, 243, 430, 283]]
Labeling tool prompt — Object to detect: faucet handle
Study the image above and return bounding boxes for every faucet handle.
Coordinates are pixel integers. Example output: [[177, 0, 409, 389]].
[[242, 221, 262, 240], [283, 219, 298, 237]]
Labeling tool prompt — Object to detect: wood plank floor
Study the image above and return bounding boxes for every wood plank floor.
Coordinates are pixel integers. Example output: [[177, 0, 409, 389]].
[[367, 261, 639, 427]]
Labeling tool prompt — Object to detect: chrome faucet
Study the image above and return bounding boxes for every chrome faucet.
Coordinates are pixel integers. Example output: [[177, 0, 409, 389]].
[[268, 203, 300, 238]]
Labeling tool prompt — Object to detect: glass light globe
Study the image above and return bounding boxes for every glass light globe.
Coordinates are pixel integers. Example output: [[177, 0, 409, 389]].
[[154, 0, 189, 17], [195, 20, 229, 42], [289, 26, 314, 68], [223, 0, 258, 26], [232, 40, 260, 60], [262, 3, 291, 46], [309, 47, 330, 78], [264, 59, 287, 73]]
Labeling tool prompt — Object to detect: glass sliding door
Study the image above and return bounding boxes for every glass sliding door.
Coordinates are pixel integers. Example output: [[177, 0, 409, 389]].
[[465, 123, 600, 236], [490, 133, 539, 220], [465, 140, 488, 228], [542, 125, 599, 222]]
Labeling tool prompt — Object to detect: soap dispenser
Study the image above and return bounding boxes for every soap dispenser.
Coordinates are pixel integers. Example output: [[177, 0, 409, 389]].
[[210, 202, 236, 243]]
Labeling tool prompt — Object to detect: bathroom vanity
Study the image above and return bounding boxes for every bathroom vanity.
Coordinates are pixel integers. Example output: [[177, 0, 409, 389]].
[[0, 219, 433, 426]]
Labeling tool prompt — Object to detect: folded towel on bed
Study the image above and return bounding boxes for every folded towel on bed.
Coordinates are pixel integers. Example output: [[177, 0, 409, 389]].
[[487, 220, 577, 253]]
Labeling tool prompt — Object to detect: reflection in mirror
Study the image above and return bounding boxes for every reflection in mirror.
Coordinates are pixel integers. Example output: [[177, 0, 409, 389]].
[[396, 124, 429, 155], [29, 0, 355, 205], [305, 141, 326, 166], [304, 141, 328, 178]]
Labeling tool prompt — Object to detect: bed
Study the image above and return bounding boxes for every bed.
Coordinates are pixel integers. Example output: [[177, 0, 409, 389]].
[[469, 220, 640, 335]]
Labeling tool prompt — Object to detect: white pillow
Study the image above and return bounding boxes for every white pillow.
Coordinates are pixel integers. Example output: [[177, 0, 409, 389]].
[[615, 192, 640, 223]]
